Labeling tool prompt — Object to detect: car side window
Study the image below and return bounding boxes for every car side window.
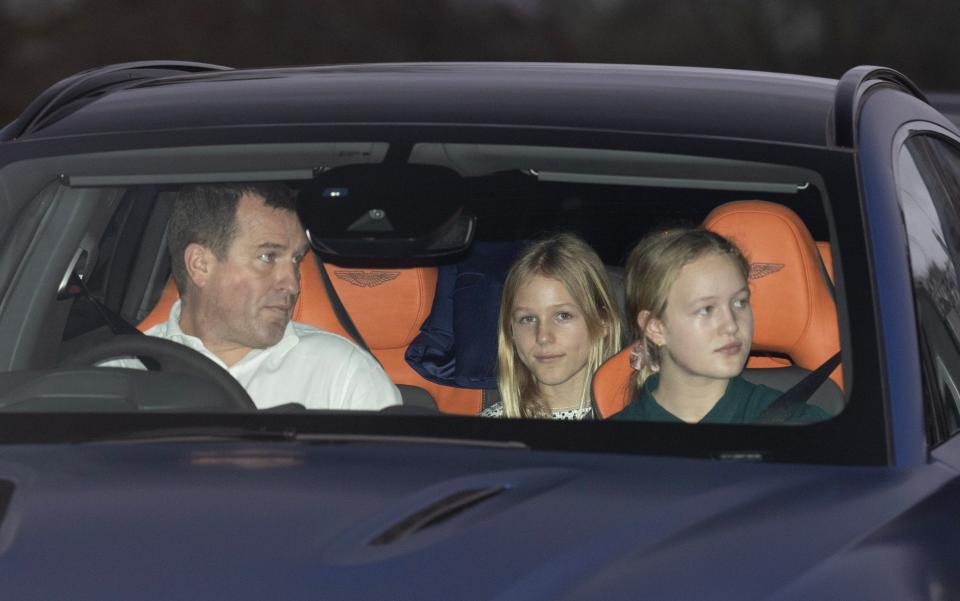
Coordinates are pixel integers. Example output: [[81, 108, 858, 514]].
[[898, 137, 960, 444]]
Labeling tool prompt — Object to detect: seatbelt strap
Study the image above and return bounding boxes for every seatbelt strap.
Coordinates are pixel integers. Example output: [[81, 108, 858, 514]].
[[314, 255, 375, 356], [66, 270, 161, 370], [69, 270, 145, 338], [817, 254, 836, 301], [754, 352, 841, 424]]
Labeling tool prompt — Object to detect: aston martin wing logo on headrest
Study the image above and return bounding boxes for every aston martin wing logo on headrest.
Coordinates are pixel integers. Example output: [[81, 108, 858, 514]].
[[749, 263, 785, 280], [334, 270, 401, 288]]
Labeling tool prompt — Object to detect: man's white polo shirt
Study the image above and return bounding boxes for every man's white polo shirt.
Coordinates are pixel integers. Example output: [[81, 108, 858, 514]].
[[108, 301, 401, 411]]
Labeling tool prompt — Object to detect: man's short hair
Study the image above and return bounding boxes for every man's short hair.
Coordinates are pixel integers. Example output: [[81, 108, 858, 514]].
[[167, 182, 297, 295]]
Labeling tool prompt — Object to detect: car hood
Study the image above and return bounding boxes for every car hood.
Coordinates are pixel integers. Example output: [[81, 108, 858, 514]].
[[0, 438, 956, 600]]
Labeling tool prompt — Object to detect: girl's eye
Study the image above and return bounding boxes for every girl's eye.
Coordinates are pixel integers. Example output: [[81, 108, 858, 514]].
[[734, 297, 750, 309], [695, 306, 713, 316], [556, 311, 575, 321], [516, 315, 536, 325]]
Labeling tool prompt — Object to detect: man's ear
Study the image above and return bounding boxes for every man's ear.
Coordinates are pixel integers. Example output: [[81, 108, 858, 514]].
[[638, 310, 666, 346], [184, 243, 215, 289]]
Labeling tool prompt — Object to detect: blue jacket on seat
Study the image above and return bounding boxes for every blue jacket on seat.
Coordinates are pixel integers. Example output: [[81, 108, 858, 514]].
[[405, 242, 522, 389]]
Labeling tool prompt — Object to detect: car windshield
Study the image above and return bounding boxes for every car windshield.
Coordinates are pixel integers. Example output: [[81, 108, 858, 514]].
[[0, 127, 867, 464]]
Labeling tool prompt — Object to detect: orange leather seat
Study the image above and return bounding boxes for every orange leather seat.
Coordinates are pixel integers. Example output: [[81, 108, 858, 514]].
[[591, 346, 635, 419], [703, 200, 842, 388], [139, 257, 483, 414], [592, 200, 842, 419]]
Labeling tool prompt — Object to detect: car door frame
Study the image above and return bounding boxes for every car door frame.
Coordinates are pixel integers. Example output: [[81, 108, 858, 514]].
[[860, 83, 960, 467]]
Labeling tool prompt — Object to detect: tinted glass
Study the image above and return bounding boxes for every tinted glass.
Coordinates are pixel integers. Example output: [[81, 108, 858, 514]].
[[898, 138, 960, 441]]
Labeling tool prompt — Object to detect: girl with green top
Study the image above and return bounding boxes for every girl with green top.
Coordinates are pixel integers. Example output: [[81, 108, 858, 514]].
[[611, 227, 827, 424]]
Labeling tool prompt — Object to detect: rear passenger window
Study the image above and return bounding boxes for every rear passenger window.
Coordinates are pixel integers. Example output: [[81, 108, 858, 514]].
[[898, 137, 960, 442]]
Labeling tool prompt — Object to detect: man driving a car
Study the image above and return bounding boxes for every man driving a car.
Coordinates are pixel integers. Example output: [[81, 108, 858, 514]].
[[122, 182, 401, 411]]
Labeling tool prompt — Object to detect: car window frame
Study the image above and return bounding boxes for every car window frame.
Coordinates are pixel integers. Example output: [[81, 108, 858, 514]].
[[0, 127, 887, 465]]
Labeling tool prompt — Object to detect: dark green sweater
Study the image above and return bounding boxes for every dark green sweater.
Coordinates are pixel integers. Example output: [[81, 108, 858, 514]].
[[610, 374, 830, 424]]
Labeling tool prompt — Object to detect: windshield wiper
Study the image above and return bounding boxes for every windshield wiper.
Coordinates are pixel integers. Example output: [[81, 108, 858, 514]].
[[77, 426, 529, 449], [292, 433, 528, 449], [76, 425, 299, 444]]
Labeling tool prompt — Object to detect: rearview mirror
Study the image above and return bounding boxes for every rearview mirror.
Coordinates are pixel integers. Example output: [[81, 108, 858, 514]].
[[297, 164, 475, 259]]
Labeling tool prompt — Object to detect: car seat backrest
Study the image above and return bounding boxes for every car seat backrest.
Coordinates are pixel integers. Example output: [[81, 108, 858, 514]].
[[591, 346, 634, 419], [138, 257, 483, 414], [703, 200, 842, 388], [316, 263, 481, 414]]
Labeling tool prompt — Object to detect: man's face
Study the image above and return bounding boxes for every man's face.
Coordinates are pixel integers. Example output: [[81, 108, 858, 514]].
[[198, 193, 309, 353]]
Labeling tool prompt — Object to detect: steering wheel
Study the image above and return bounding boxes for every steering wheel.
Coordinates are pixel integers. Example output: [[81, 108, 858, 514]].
[[59, 334, 256, 410]]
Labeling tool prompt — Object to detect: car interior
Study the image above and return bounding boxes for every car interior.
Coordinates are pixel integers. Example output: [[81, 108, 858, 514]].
[[1, 141, 846, 418]]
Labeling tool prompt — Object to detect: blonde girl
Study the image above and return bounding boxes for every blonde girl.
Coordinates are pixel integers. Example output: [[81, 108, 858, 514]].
[[485, 233, 622, 419]]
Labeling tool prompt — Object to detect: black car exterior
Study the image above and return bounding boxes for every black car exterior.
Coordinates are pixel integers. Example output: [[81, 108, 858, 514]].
[[0, 62, 957, 598]]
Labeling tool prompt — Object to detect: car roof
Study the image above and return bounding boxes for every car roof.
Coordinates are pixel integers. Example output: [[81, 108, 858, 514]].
[[17, 62, 841, 146]]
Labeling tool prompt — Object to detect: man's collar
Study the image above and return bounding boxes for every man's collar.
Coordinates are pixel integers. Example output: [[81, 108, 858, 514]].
[[165, 299, 301, 367], [166, 299, 185, 336], [162, 299, 210, 354]]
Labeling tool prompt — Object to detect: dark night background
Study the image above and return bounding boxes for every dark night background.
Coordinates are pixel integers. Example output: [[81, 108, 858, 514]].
[[3, 0, 959, 122]]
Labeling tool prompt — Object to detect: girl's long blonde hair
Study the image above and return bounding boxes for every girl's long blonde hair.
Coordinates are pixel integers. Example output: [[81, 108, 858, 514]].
[[624, 227, 750, 389], [497, 233, 622, 418]]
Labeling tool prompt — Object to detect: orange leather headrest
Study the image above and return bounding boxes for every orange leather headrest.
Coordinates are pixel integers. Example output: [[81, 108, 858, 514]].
[[318, 265, 437, 350], [139, 257, 437, 351], [703, 200, 840, 379]]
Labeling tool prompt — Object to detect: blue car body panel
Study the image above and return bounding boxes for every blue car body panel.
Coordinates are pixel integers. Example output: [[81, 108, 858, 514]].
[[0, 440, 958, 600], [857, 89, 931, 467]]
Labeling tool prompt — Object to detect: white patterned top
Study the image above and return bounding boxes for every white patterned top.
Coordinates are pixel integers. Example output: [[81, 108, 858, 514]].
[[480, 402, 593, 420]]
